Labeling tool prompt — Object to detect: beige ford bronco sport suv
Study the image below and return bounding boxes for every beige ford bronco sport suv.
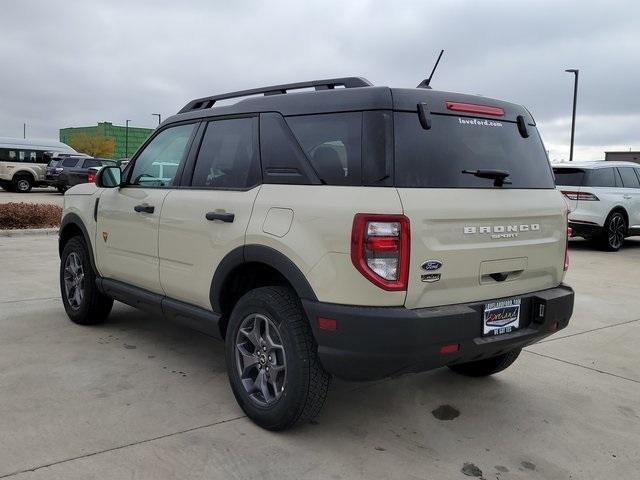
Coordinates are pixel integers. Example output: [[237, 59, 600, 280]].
[[58, 77, 574, 430]]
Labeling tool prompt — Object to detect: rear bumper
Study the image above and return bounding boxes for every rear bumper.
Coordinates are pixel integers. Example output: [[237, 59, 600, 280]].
[[302, 284, 574, 381], [569, 220, 602, 238]]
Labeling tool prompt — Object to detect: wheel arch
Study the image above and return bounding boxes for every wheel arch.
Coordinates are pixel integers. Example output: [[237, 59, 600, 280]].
[[210, 245, 317, 337], [13, 169, 36, 181], [59, 213, 98, 274], [608, 206, 629, 228]]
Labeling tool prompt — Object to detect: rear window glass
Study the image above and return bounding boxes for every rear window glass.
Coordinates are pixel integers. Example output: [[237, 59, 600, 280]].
[[394, 113, 555, 189], [586, 168, 617, 187], [618, 167, 640, 188], [286, 112, 362, 186], [62, 158, 80, 167], [553, 168, 585, 186], [83, 159, 102, 168]]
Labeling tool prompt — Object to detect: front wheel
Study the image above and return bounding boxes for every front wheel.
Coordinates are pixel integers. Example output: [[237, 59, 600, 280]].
[[225, 286, 330, 431], [448, 349, 521, 377], [60, 236, 113, 325]]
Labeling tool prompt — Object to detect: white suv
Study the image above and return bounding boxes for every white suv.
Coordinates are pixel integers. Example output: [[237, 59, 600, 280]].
[[553, 161, 640, 251], [58, 77, 575, 430]]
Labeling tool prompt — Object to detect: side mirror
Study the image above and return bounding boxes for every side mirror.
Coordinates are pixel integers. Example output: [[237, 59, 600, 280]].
[[96, 166, 122, 188]]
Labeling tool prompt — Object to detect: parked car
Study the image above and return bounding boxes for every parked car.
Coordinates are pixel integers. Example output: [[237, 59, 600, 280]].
[[46, 156, 117, 193], [553, 161, 640, 251], [58, 76, 574, 430]]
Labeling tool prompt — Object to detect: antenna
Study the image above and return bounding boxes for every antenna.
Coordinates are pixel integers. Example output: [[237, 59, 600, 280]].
[[417, 49, 444, 89]]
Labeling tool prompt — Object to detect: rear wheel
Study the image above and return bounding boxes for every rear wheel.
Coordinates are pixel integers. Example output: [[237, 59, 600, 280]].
[[60, 236, 113, 325], [597, 211, 626, 251], [225, 286, 330, 430], [448, 349, 521, 377], [13, 175, 33, 193]]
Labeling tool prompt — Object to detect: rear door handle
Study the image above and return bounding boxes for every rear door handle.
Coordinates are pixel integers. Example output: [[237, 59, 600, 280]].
[[134, 203, 155, 214], [206, 211, 235, 223]]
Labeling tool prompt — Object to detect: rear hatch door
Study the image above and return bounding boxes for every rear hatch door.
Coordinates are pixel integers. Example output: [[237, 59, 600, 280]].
[[393, 109, 567, 309]]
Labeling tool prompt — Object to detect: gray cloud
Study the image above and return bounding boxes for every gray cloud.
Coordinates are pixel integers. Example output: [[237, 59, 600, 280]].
[[1, 0, 638, 161]]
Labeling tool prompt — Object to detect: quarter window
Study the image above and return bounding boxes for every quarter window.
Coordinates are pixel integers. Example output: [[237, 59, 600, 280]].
[[129, 123, 195, 187], [286, 112, 362, 186], [617, 167, 640, 188], [587, 168, 617, 188], [191, 117, 259, 189], [62, 158, 81, 167]]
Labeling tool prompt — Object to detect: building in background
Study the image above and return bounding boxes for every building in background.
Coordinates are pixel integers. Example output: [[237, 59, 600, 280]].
[[59, 122, 153, 159], [605, 151, 640, 164]]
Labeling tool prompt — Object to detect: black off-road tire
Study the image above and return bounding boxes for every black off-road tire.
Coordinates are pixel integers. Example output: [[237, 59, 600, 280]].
[[13, 175, 33, 193], [448, 348, 521, 377], [225, 286, 331, 431], [60, 236, 113, 325], [596, 211, 626, 252]]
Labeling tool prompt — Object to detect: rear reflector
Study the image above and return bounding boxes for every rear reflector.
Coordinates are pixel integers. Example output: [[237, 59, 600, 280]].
[[564, 227, 572, 271], [440, 343, 460, 354], [318, 317, 337, 331], [446, 101, 505, 117]]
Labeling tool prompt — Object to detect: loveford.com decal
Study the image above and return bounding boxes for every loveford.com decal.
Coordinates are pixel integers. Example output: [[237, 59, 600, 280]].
[[458, 117, 503, 127]]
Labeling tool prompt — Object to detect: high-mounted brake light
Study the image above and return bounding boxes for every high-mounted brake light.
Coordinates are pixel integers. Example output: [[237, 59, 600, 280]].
[[561, 191, 599, 201], [351, 214, 410, 291], [446, 101, 505, 117]]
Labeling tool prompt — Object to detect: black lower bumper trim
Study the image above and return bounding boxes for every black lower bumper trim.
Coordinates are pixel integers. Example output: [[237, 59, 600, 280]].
[[302, 284, 574, 381], [569, 221, 602, 238]]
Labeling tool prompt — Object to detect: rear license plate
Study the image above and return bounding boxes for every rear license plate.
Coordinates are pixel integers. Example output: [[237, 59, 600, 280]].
[[483, 298, 521, 336]]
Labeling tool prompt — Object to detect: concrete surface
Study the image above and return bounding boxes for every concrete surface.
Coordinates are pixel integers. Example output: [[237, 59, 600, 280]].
[[0, 188, 63, 206], [0, 236, 638, 479]]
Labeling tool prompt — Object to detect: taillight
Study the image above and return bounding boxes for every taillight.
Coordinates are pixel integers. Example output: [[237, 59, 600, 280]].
[[351, 214, 410, 291], [445, 101, 505, 117], [564, 226, 572, 271], [87, 171, 97, 183], [561, 190, 599, 201]]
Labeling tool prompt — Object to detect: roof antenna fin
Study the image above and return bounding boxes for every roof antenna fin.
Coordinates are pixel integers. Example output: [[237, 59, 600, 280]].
[[417, 49, 444, 89]]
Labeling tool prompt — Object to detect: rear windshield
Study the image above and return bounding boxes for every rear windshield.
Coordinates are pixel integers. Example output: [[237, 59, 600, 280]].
[[553, 167, 585, 186], [394, 113, 555, 189]]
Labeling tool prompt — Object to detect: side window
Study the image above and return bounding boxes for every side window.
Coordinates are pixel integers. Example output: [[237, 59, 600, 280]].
[[191, 117, 259, 189], [286, 112, 362, 186], [129, 123, 195, 187], [587, 168, 616, 187], [617, 167, 640, 188], [83, 159, 102, 168]]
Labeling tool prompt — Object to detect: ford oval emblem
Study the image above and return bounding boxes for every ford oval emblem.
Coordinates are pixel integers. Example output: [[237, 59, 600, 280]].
[[421, 260, 443, 271]]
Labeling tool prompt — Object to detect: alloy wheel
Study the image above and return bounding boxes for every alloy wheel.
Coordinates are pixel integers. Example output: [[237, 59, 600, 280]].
[[608, 214, 625, 250], [17, 179, 30, 192], [63, 252, 85, 310], [235, 313, 287, 407]]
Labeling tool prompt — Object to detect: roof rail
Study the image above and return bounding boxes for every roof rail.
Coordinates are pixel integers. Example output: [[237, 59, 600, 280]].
[[177, 77, 373, 114]]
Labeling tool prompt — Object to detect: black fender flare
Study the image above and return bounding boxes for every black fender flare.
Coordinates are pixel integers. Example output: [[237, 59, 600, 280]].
[[209, 244, 318, 313], [59, 213, 98, 274]]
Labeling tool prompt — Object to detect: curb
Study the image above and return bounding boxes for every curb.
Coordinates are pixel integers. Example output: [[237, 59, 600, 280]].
[[0, 228, 59, 238]]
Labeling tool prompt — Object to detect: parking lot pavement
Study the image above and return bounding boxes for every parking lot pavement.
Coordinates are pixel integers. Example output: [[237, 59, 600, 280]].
[[0, 188, 63, 207], [1, 236, 639, 480]]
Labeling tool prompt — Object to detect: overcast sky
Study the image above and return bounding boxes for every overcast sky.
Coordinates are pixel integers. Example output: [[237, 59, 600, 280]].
[[1, 0, 638, 161]]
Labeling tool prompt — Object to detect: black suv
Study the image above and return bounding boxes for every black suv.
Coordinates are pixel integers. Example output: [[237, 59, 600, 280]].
[[46, 156, 117, 193]]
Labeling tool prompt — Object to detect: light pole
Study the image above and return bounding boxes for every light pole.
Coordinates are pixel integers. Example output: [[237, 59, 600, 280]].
[[565, 69, 579, 161], [125, 119, 131, 158], [23, 123, 26, 139], [152, 113, 161, 126]]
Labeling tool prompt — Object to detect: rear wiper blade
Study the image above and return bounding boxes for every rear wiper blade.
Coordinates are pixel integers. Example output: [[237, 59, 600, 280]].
[[462, 169, 511, 187]]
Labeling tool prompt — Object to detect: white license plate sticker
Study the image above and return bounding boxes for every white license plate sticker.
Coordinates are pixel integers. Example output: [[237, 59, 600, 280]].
[[483, 298, 521, 336]]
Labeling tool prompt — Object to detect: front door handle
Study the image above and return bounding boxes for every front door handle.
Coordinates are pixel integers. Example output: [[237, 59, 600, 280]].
[[206, 211, 235, 223], [623, 195, 632, 200], [134, 203, 155, 214]]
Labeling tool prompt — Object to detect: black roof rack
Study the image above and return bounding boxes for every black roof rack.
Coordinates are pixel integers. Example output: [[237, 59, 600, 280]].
[[177, 77, 373, 114]]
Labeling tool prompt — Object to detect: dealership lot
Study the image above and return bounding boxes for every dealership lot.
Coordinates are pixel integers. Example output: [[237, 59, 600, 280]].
[[0, 189, 63, 207], [0, 235, 638, 479]]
